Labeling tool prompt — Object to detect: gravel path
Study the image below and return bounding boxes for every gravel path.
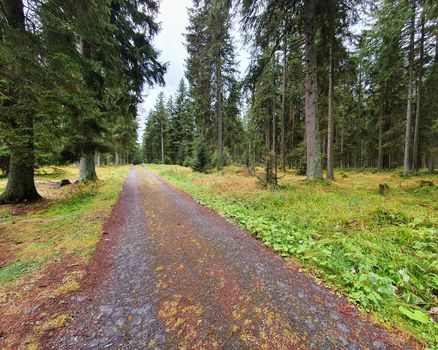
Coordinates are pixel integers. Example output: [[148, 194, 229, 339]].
[[51, 166, 419, 350]]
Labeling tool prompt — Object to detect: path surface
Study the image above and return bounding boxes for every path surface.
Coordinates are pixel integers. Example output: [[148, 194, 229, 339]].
[[51, 167, 419, 350]]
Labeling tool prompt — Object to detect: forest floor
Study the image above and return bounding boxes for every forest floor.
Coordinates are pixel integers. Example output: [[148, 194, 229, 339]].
[[0, 165, 130, 349], [46, 166, 421, 349], [0, 165, 435, 349], [147, 164, 438, 349]]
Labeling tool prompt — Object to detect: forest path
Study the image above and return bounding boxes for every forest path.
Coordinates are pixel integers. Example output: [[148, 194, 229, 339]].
[[50, 166, 418, 350]]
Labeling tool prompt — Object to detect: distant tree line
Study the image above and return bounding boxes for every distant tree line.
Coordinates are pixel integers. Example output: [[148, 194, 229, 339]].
[[143, 0, 437, 186], [0, 0, 166, 203]]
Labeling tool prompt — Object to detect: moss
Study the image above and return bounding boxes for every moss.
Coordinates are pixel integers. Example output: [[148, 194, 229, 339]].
[[41, 312, 70, 331]]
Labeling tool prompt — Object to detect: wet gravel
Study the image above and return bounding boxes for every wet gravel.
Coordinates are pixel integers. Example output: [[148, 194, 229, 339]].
[[51, 167, 419, 350]]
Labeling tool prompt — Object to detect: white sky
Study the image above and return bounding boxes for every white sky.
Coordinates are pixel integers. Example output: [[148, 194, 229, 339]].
[[137, 0, 250, 140]]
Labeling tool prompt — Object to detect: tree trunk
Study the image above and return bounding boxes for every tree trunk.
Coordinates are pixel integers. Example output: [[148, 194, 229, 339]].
[[0, 144, 41, 203], [356, 69, 363, 168], [280, 44, 287, 171], [216, 62, 223, 170], [427, 152, 434, 173], [0, 0, 41, 203], [1, 0, 25, 28], [264, 118, 272, 185], [272, 95, 277, 186], [412, 4, 425, 172], [304, 0, 321, 179], [340, 119, 344, 168], [160, 116, 165, 164], [377, 93, 384, 169], [115, 151, 120, 165], [290, 104, 295, 150], [403, 1, 415, 176], [327, 42, 334, 180], [79, 153, 97, 182]]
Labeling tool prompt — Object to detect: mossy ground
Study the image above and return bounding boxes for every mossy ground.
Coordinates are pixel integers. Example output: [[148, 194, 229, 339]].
[[0, 165, 129, 348], [146, 164, 437, 348]]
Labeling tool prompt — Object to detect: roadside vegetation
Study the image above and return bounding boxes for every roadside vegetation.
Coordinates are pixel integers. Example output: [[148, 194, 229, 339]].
[[147, 164, 438, 348], [0, 165, 129, 348]]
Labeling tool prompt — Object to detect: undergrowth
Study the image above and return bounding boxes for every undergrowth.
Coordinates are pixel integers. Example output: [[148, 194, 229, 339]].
[[146, 164, 438, 348]]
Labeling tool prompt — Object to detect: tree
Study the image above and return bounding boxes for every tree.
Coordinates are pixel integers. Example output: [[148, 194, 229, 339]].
[[403, 0, 416, 176], [304, 0, 322, 179], [185, 0, 238, 169], [168, 79, 195, 165], [0, 0, 41, 202], [412, 1, 425, 171], [142, 92, 169, 163]]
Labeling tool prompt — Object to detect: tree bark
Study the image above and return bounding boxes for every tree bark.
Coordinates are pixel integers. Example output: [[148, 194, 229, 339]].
[[115, 151, 120, 165], [79, 153, 97, 182], [403, 0, 415, 176], [1, 0, 25, 28], [280, 44, 287, 171], [340, 118, 344, 168], [304, 0, 322, 179], [356, 68, 363, 168], [327, 42, 334, 180], [412, 4, 425, 172], [377, 93, 384, 169], [216, 62, 223, 170], [161, 115, 165, 164], [272, 95, 277, 186], [0, 142, 41, 203], [0, 0, 41, 203], [427, 152, 435, 173]]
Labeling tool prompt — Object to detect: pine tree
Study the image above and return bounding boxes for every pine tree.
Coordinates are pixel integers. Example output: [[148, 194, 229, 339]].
[[185, 0, 239, 169], [142, 92, 169, 163], [168, 79, 195, 165], [403, 0, 416, 176]]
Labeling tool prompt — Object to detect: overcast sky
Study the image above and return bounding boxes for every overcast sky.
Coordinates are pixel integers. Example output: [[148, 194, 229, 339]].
[[137, 0, 249, 139]]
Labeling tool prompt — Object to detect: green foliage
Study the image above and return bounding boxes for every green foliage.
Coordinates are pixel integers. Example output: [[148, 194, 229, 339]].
[[192, 137, 209, 172], [142, 92, 169, 163], [0, 0, 165, 200]]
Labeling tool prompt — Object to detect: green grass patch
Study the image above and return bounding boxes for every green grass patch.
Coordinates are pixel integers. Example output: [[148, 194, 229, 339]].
[[0, 261, 37, 285], [0, 165, 129, 287], [146, 164, 438, 348]]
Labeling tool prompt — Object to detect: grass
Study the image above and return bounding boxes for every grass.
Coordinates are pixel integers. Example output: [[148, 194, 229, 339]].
[[0, 165, 129, 286], [0, 165, 128, 285], [146, 164, 438, 348], [0, 165, 130, 349]]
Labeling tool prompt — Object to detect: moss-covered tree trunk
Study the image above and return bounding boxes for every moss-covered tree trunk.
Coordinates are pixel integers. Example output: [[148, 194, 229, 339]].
[[79, 153, 97, 182]]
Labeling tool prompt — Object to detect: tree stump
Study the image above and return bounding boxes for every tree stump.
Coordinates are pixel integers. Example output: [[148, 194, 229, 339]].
[[55, 179, 71, 188], [379, 183, 389, 195]]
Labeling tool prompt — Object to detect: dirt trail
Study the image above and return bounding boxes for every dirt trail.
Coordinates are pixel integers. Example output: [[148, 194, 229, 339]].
[[50, 166, 419, 349]]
